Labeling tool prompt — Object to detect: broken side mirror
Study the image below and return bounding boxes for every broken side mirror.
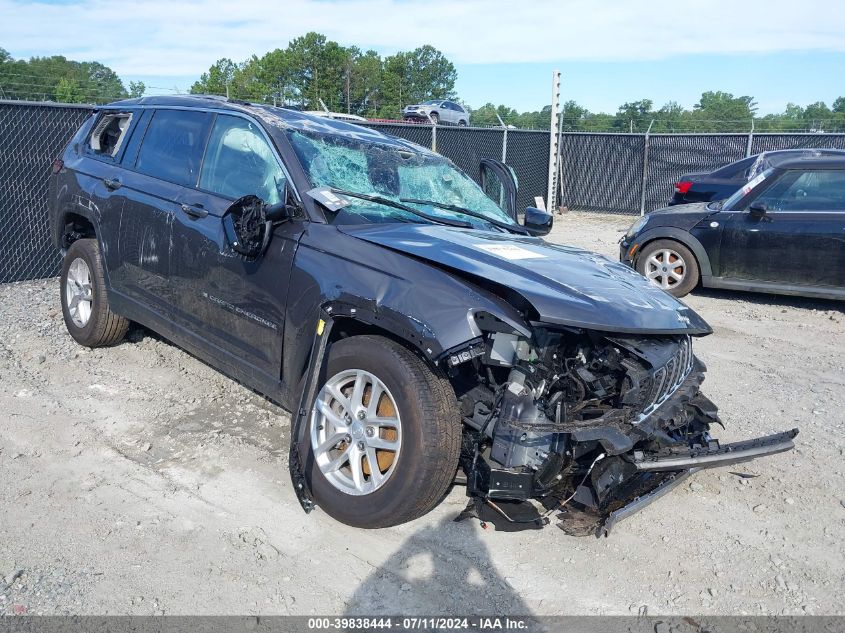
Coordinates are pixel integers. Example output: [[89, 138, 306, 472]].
[[748, 200, 768, 219], [222, 194, 274, 259], [523, 206, 553, 236], [265, 201, 291, 222]]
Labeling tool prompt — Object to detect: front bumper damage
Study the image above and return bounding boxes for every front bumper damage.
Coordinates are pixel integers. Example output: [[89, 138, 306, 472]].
[[458, 356, 799, 537]]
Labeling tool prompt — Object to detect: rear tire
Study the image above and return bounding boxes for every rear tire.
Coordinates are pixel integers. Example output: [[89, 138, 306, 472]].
[[302, 335, 461, 528], [60, 238, 129, 347], [636, 239, 699, 298]]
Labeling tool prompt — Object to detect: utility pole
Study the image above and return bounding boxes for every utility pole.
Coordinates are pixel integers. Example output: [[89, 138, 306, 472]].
[[346, 70, 351, 114], [546, 70, 561, 212], [496, 113, 508, 163]]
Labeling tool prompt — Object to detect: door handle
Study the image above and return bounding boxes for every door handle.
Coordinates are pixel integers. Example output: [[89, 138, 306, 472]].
[[180, 203, 208, 219], [103, 177, 122, 190]]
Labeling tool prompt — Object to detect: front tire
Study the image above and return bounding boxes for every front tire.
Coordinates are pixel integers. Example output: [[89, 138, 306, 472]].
[[60, 238, 129, 347], [636, 239, 700, 298], [429, 112, 440, 125], [302, 335, 461, 528]]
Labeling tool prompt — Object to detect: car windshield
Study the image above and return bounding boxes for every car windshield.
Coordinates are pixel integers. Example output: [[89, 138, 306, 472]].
[[421, 100, 441, 105], [286, 128, 516, 229], [722, 167, 775, 210]]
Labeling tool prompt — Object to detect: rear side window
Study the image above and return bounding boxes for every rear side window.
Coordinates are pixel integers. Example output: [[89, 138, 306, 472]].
[[135, 109, 211, 187], [88, 112, 133, 158], [710, 155, 756, 179]]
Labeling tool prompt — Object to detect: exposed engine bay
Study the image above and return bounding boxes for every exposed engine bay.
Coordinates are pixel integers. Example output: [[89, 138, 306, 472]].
[[446, 316, 798, 535]]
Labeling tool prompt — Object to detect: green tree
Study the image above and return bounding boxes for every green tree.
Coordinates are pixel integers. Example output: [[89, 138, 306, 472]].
[[55, 77, 84, 103], [0, 51, 128, 103], [692, 91, 757, 131], [128, 80, 145, 98], [190, 58, 238, 96], [615, 99, 653, 131]]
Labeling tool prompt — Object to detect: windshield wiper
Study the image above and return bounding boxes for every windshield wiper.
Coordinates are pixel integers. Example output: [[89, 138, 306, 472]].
[[329, 188, 473, 228], [399, 198, 527, 234]]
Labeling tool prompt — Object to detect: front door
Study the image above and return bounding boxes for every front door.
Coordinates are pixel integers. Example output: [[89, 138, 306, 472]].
[[480, 159, 519, 220], [720, 169, 845, 288], [170, 113, 303, 388]]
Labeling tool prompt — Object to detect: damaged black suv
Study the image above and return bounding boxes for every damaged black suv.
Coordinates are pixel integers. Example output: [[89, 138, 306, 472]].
[[49, 96, 797, 534]]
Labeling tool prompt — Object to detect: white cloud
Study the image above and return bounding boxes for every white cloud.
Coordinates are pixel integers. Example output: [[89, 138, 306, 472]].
[[1, 0, 844, 78]]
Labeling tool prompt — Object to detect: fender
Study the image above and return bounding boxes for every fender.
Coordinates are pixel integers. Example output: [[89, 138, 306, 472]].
[[53, 194, 101, 249], [633, 226, 713, 278], [279, 225, 531, 410]]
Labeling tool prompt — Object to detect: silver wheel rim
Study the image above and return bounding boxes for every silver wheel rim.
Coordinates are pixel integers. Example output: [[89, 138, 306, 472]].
[[645, 248, 686, 290], [65, 257, 93, 327], [310, 369, 402, 496]]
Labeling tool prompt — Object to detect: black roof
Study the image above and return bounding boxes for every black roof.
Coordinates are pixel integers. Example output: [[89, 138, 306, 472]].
[[108, 94, 294, 115], [104, 94, 436, 155], [770, 153, 845, 170]]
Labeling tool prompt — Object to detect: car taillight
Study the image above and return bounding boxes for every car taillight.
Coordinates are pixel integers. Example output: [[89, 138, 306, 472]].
[[51, 158, 64, 174], [674, 181, 693, 194]]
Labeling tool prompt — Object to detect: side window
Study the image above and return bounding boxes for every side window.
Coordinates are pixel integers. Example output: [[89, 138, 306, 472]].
[[199, 115, 286, 204], [754, 170, 845, 211], [135, 109, 211, 187], [87, 112, 133, 159]]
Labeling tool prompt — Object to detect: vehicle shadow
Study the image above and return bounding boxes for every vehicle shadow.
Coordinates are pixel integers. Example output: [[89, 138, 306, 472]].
[[343, 515, 534, 617]]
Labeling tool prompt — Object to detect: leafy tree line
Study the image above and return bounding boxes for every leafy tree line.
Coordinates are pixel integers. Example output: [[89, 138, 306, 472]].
[[472, 92, 845, 132], [0, 47, 144, 103], [189, 32, 457, 119]]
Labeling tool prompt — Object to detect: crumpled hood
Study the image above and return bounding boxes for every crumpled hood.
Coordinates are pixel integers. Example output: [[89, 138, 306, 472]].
[[339, 224, 712, 335]]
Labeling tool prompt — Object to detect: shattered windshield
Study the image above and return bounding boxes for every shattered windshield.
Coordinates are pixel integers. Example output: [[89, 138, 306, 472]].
[[286, 128, 516, 229]]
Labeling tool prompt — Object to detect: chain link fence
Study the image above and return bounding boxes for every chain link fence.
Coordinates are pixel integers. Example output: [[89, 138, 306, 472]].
[[0, 101, 91, 283], [560, 131, 845, 216], [3, 99, 845, 283]]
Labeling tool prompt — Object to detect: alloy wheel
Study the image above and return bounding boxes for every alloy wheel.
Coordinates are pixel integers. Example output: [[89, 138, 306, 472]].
[[645, 248, 686, 290], [310, 369, 402, 496], [65, 257, 93, 327]]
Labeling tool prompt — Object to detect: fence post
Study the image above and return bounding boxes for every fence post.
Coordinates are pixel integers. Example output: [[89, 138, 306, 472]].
[[746, 119, 755, 157], [546, 70, 561, 211], [638, 119, 655, 216], [423, 111, 438, 152], [496, 113, 508, 163]]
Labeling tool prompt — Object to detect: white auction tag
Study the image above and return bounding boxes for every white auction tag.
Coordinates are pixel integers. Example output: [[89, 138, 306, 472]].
[[476, 244, 546, 260]]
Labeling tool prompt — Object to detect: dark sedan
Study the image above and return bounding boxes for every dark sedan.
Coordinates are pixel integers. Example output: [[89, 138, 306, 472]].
[[669, 148, 845, 206], [622, 152, 845, 299]]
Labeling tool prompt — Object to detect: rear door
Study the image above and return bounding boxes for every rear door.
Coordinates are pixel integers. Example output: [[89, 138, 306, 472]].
[[111, 108, 212, 315], [71, 109, 140, 275], [719, 169, 845, 288], [169, 112, 304, 387]]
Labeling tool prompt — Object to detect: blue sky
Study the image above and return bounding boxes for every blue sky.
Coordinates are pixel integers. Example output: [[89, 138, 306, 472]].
[[2, 0, 844, 114]]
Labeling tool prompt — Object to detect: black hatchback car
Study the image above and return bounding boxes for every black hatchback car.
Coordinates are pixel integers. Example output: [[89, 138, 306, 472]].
[[669, 148, 845, 206], [622, 152, 845, 300], [49, 95, 797, 534]]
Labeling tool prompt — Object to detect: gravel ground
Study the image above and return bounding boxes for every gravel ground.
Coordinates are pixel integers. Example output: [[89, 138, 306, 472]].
[[1, 211, 843, 616]]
